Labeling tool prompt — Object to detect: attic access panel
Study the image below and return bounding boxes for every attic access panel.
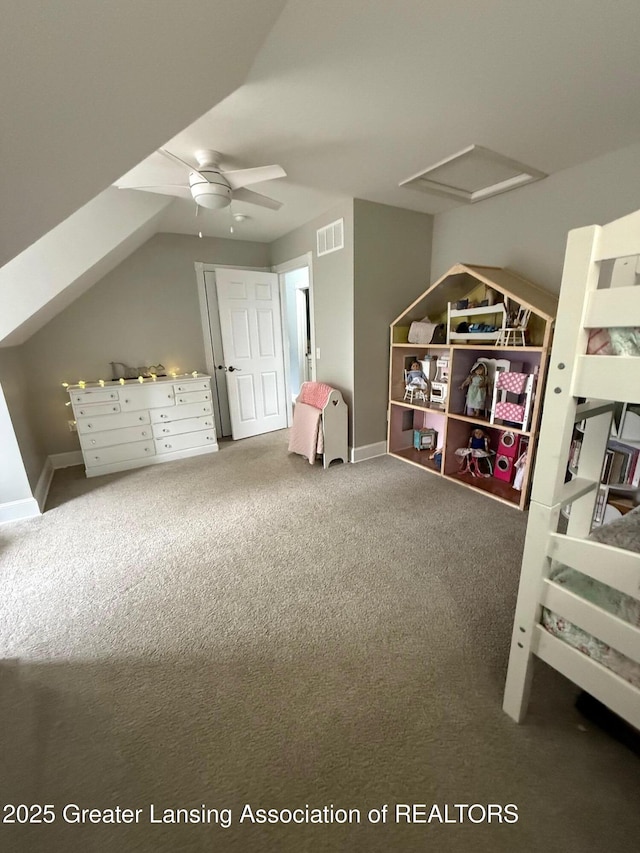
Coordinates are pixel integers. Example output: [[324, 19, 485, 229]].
[[400, 145, 546, 203]]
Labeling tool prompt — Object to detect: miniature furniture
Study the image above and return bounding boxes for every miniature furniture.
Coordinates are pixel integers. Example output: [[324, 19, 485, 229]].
[[469, 356, 511, 419], [496, 307, 531, 346], [490, 371, 535, 431], [387, 263, 556, 509], [403, 369, 428, 404], [456, 445, 495, 477], [413, 428, 437, 451], [288, 381, 348, 468], [430, 356, 450, 404], [447, 301, 506, 343], [503, 207, 640, 732], [68, 374, 218, 477]]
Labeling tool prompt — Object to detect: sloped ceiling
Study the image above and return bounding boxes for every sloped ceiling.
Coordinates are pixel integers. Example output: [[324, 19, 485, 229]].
[[0, 0, 287, 269], [0, 189, 173, 347], [120, 0, 640, 242]]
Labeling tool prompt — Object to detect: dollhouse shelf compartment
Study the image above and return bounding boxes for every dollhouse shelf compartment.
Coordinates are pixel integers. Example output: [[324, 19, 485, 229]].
[[447, 412, 531, 438], [388, 263, 557, 510]]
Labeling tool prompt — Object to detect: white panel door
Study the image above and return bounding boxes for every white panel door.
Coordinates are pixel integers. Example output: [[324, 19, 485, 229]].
[[216, 268, 287, 440]]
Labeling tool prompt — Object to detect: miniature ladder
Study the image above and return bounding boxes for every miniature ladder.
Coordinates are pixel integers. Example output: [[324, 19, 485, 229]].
[[502, 216, 640, 723]]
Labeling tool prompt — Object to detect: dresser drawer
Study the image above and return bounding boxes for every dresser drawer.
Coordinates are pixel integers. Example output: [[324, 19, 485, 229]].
[[74, 401, 121, 417], [152, 415, 215, 439], [70, 389, 119, 405], [119, 385, 175, 411], [150, 400, 213, 423], [173, 380, 210, 394], [80, 424, 153, 450], [154, 429, 217, 454], [84, 440, 155, 468], [76, 410, 150, 435], [175, 389, 211, 405]]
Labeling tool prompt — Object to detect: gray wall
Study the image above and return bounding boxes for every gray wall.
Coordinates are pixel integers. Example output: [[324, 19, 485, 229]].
[[23, 233, 271, 455], [0, 346, 46, 500], [270, 201, 355, 436], [353, 200, 433, 448], [431, 142, 640, 292]]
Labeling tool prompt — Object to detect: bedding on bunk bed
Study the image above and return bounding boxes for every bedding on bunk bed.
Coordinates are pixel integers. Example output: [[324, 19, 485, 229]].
[[588, 327, 640, 356], [541, 507, 640, 688]]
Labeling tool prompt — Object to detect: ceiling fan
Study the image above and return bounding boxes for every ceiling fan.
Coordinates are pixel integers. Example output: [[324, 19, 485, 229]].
[[123, 148, 287, 211]]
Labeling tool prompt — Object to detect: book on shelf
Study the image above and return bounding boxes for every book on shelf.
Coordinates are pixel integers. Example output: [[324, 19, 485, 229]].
[[608, 440, 640, 487], [601, 448, 614, 484]]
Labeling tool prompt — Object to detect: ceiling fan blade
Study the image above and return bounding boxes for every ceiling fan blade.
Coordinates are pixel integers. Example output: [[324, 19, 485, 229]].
[[233, 187, 283, 210], [117, 184, 189, 190], [159, 148, 209, 182], [224, 165, 286, 190]]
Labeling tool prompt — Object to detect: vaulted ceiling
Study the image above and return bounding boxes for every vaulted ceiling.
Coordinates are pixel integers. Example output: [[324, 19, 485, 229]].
[[118, 0, 640, 242], [3, 0, 640, 345]]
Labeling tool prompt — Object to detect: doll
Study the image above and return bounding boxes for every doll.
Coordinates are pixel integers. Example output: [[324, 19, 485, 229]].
[[406, 361, 428, 390], [428, 447, 443, 470], [460, 363, 487, 417], [454, 428, 494, 477]]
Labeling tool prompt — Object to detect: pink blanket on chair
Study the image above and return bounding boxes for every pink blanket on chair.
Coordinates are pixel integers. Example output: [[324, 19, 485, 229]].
[[288, 401, 324, 464], [298, 381, 333, 410]]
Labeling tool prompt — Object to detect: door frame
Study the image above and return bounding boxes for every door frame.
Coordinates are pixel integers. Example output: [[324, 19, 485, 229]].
[[194, 262, 271, 438], [273, 252, 316, 428]]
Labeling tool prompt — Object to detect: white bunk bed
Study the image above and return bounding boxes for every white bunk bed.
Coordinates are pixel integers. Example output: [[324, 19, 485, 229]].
[[503, 208, 640, 731]]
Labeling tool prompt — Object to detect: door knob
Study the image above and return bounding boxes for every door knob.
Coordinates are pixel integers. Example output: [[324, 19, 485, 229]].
[[216, 365, 227, 371], [228, 366, 242, 372]]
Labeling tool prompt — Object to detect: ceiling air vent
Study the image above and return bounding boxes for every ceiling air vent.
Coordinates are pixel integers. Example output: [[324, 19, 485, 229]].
[[400, 145, 546, 204], [317, 218, 344, 257]]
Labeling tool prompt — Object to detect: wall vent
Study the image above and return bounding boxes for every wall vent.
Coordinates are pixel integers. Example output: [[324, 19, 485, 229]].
[[317, 218, 344, 257], [399, 145, 546, 204]]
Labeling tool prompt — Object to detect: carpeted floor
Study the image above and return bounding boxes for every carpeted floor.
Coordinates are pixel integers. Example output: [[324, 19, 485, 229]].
[[0, 430, 638, 852]]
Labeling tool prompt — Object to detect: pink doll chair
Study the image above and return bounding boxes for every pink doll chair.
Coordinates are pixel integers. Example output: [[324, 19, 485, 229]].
[[490, 371, 535, 431]]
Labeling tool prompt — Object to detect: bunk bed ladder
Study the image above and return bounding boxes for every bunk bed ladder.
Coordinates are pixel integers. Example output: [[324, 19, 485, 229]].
[[502, 222, 615, 722]]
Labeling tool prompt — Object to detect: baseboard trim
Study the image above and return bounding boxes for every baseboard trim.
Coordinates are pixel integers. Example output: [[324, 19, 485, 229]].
[[350, 441, 387, 463], [34, 457, 54, 512], [50, 450, 84, 469], [0, 497, 41, 525]]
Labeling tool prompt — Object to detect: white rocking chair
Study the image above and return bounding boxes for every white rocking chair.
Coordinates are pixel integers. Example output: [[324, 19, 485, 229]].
[[403, 370, 428, 404]]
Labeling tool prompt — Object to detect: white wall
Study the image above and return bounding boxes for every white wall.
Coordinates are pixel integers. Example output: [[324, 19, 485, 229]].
[[431, 143, 640, 292]]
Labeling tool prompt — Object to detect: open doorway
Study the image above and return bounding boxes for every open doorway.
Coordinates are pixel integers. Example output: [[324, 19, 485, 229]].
[[275, 253, 316, 426]]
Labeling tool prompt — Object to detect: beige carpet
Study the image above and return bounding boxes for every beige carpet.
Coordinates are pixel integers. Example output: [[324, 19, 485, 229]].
[[0, 430, 638, 853]]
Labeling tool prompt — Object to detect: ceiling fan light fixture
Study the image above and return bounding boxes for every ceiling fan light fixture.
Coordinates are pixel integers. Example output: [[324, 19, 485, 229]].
[[190, 184, 232, 209]]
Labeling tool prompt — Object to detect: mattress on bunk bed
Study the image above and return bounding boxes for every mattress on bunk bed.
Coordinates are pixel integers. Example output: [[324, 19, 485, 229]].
[[542, 507, 640, 688]]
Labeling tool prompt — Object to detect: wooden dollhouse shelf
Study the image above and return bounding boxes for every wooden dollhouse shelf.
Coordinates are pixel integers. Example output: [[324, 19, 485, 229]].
[[389, 447, 441, 473], [445, 470, 522, 506], [390, 398, 446, 412], [387, 263, 557, 510], [447, 412, 531, 437]]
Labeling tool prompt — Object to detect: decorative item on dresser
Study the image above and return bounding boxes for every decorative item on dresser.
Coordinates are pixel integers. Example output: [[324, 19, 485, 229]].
[[68, 374, 218, 477]]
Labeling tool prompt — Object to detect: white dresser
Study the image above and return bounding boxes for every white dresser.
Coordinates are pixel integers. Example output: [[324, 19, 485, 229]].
[[68, 374, 218, 477]]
